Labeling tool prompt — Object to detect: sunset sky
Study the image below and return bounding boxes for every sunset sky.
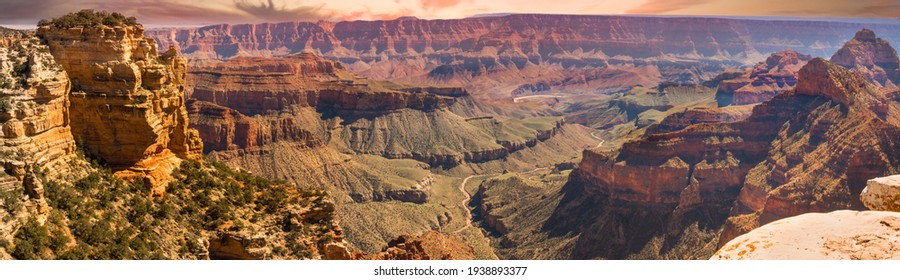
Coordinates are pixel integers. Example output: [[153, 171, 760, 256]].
[[1, 0, 898, 27]]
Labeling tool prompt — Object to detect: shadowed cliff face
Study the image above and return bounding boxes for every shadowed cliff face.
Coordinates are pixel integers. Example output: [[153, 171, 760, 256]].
[[539, 56, 900, 259], [37, 24, 203, 194]]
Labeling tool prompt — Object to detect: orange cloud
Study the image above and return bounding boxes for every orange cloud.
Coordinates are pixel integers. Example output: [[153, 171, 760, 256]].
[[626, 0, 711, 14], [420, 0, 463, 10]]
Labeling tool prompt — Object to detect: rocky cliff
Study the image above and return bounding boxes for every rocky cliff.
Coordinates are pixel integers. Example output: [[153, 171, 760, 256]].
[[37, 23, 203, 194], [831, 29, 900, 88], [714, 50, 811, 106], [0, 34, 77, 176], [538, 56, 900, 259], [0, 33, 77, 221], [714, 175, 900, 260]]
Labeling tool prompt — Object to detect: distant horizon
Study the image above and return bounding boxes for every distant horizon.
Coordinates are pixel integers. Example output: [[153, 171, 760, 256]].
[[2, 12, 898, 30], [1, 0, 899, 27]]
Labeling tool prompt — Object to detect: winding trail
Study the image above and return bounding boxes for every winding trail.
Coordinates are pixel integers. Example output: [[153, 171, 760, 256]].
[[452, 175, 479, 234], [590, 131, 605, 149], [452, 167, 547, 234]]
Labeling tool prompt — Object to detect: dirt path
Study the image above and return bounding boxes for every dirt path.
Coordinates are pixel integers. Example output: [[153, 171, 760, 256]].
[[453, 175, 478, 234], [590, 131, 605, 149], [452, 167, 547, 234]]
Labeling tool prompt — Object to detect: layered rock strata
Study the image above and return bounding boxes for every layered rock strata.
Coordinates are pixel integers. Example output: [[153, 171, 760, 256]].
[[0, 34, 77, 184], [548, 57, 900, 259], [186, 54, 565, 167], [37, 24, 202, 193], [831, 29, 900, 88], [714, 50, 811, 106]]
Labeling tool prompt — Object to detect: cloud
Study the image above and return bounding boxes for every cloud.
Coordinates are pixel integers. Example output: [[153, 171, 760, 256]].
[[419, 0, 463, 10], [0, 0, 252, 26], [337, 7, 415, 21], [234, 0, 333, 22], [855, 0, 900, 18], [625, 0, 711, 14]]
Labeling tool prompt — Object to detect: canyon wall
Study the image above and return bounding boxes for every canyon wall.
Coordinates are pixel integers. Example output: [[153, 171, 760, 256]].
[[149, 15, 900, 64], [186, 53, 567, 168], [146, 15, 900, 99]]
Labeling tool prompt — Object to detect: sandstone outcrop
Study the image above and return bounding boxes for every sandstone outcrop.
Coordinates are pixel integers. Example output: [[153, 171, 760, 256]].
[[0, 35, 77, 178], [187, 54, 462, 117], [830, 29, 900, 88], [207, 231, 268, 260], [714, 50, 811, 106], [37, 23, 202, 194], [715, 174, 900, 260], [712, 210, 900, 260], [861, 175, 900, 212], [186, 100, 321, 152], [648, 105, 754, 134]]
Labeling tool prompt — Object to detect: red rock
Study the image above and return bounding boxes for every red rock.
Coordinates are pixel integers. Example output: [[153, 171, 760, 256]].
[[549, 57, 900, 259], [830, 29, 900, 88], [715, 50, 811, 106], [369, 231, 475, 260], [147, 16, 900, 99]]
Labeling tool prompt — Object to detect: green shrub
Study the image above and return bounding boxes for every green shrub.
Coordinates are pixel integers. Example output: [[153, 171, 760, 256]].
[[37, 10, 138, 29], [11, 217, 51, 259]]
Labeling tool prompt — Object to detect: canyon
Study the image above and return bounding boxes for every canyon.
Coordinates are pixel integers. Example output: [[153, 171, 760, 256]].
[[183, 50, 596, 253], [475, 30, 900, 259], [4, 10, 900, 260]]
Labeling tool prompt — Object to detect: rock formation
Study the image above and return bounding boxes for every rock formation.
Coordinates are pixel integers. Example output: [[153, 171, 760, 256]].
[[368, 231, 475, 260], [714, 50, 812, 106], [713, 210, 900, 260], [830, 29, 900, 88], [0, 34, 77, 178], [540, 56, 900, 259], [861, 175, 900, 212], [714, 175, 900, 260], [37, 23, 202, 194]]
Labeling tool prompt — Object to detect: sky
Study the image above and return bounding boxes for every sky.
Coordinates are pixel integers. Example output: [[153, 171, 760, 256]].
[[0, 0, 898, 27]]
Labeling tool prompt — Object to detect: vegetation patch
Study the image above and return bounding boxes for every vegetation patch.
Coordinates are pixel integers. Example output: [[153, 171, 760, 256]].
[[37, 10, 138, 29]]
